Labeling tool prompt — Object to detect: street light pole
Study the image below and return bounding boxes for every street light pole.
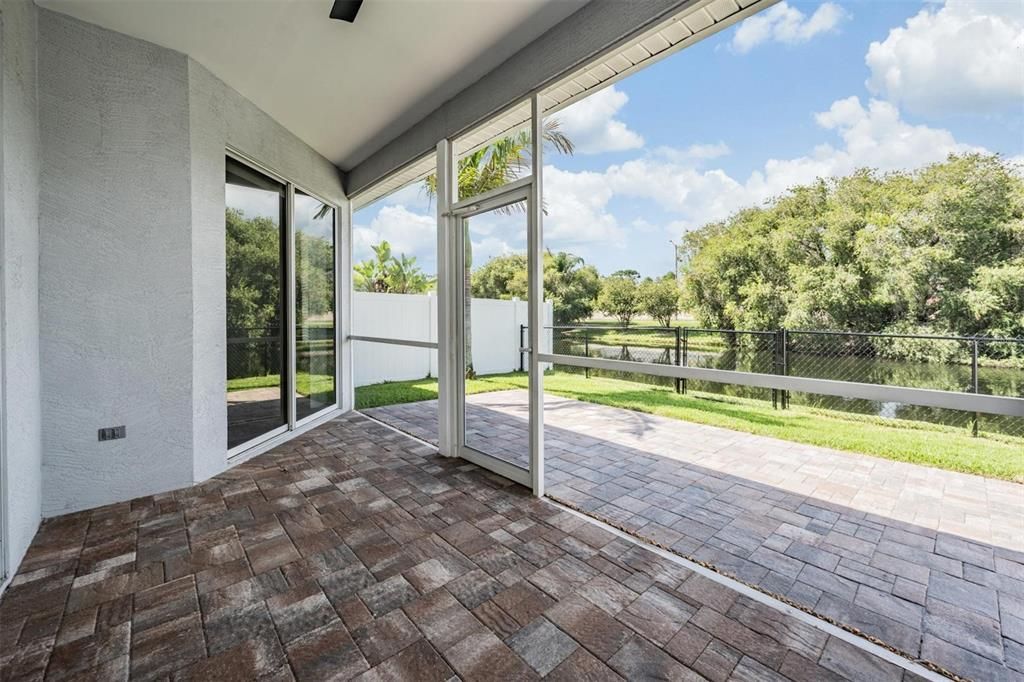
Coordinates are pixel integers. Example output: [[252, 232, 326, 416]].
[[669, 240, 683, 285]]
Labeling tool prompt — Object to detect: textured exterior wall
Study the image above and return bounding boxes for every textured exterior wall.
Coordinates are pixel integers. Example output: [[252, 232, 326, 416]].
[[187, 60, 345, 480], [3, 7, 345, 521], [0, 0, 42, 580], [37, 9, 195, 515]]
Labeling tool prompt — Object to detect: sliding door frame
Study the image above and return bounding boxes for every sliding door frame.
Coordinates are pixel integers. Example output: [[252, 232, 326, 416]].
[[225, 147, 341, 459]]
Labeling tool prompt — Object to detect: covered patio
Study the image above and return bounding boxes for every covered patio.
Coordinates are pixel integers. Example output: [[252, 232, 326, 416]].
[[3, 0, 1022, 679], [366, 390, 1024, 681], [0, 413, 929, 681]]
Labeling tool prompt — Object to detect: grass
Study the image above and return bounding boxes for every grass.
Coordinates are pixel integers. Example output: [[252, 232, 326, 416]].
[[355, 371, 1024, 482], [227, 372, 335, 397]]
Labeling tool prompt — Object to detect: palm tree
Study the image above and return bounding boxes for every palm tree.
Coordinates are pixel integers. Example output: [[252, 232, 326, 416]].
[[354, 240, 433, 294], [388, 253, 432, 294], [426, 119, 574, 377]]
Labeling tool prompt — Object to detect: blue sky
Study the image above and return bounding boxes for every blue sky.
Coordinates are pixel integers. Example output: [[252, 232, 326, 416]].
[[354, 0, 1024, 279]]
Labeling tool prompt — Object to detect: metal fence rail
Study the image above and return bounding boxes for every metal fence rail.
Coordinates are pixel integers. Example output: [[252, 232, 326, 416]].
[[524, 324, 1024, 438], [228, 326, 336, 381]]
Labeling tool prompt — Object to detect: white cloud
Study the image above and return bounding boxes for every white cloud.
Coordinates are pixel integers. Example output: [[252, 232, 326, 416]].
[[546, 95, 983, 240], [471, 237, 519, 265], [353, 204, 435, 264], [554, 86, 644, 154], [543, 166, 625, 247], [654, 142, 731, 163], [731, 2, 848, 53], [630, 218, 660, 234], [866, 0, 1024, 116]]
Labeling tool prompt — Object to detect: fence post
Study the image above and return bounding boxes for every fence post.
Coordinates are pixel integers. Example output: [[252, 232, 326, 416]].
[[584, 328, 590, 380], [519, 324, 526, 373], [781, 328, 790, 409], [681, 328, 688, 395], [772, 330, 779, 409], [674, 327, 682, 393], [971, 338, 980, 437]]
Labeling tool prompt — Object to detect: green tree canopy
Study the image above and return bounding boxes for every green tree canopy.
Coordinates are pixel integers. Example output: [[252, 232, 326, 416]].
[[354, 241, 433, 294], [682, 154, 1024, 339], [598, 273, 640, 326], [226, 208, 281, 334], [638, 278, 682, 327], [296, 231, 335, 320], [472, 253, 527, 300], [471, 250, 600, 325]]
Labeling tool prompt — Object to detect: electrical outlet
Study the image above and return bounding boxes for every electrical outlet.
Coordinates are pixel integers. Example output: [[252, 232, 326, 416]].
[[98, 425, 126, 441]]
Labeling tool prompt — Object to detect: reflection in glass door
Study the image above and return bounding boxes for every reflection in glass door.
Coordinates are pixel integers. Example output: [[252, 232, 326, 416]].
[[294, 190, 336, 421], [225, 158, 287, 449], [457, 193, 533, 484]]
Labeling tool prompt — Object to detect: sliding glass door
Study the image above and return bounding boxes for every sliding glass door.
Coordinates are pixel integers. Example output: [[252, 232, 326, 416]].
[[226, 155, 338, 452], [226, 158, 287, 449]]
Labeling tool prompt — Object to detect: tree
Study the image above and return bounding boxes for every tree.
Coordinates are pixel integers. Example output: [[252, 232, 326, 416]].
[[638, 278, 681, 327], [354, 242, 394, 293], [387, 253, 432, 294], [296, 230, 335, 318], [681, 154, 1024, 355], [598, 274, 640, 326], [354, 241, 432, 294], [610, 269, 641, 282], [425, 120, 575, 376], [226, 208, 282, 336], [471, 250, 600, 324], [472, 253, 527, 300], [544, 251, 601, 324]]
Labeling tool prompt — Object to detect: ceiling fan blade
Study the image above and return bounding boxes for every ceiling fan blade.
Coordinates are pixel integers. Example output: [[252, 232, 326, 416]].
[[330, 0, 364, 22]]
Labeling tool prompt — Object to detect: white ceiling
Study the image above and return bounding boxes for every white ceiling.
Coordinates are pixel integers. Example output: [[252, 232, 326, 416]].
[[37, 0, 588, 170]]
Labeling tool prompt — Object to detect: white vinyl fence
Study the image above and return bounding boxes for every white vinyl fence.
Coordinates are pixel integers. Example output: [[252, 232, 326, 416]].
[[353, 292, 553, 387]]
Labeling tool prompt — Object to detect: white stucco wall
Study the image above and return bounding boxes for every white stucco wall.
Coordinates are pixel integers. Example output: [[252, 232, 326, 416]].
[[0, 0, 43, 581], [37, 10, 195, 515], [33, 11, 347, 515], [187, 60, 345, 481]]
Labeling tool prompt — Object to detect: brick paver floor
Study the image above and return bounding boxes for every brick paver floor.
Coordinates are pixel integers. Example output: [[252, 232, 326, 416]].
[[366, 390, 1024, 681], [0, 413, 928, 681]]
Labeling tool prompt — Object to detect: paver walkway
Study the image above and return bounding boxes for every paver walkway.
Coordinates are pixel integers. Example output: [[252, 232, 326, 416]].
[[366, 390, 1024, 681], [0, 413, 919, 681]]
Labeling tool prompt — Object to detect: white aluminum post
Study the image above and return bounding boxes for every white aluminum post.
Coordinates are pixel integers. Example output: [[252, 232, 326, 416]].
[[285, 184, 297, 429], [528, 94, 545, 497], [436, 139, 457, 457], [339, 199, 353, 412]]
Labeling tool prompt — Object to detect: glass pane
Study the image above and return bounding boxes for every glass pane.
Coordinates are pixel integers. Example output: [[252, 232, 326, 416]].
[[295, 190, 336, 420], [462, 201, 529, 469], [225, 158, 286, 448]]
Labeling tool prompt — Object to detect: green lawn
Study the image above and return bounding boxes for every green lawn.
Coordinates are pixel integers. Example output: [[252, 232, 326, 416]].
[[228, 373, 334, 397], [355, 371, 1024, 482]]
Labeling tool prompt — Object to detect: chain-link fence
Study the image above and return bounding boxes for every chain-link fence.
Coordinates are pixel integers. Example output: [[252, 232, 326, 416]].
[[228, 326, 336, 384], [533, 325, 1024, 438], [227, 327, 283, 381]]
